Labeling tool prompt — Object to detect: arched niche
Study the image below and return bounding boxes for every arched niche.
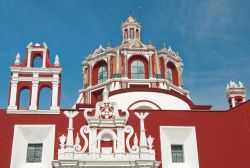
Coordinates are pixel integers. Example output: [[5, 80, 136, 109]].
[[97, 129, 117, 154], [128, 55, 149, 79]]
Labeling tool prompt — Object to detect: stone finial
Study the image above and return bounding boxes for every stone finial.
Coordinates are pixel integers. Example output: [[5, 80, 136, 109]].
[[163, 42, 166, 48], [54, 55, 60, 66], [99, 44, 103, 49], [43, 42, 48, 48], [106, 42, 111, 49], [14, 53, 21, 65], [26, 42, 33, 48], [102, 87, 109, 103], [239, 81, 244, 88], [168, 46, 172, 52]]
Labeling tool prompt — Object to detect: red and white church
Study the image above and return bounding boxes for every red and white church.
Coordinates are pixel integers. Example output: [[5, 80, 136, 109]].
[[0, 15, 250, 168]]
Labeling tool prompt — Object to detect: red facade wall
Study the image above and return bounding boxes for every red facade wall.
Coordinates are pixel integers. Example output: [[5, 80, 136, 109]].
[[1, 101, 250, 168]]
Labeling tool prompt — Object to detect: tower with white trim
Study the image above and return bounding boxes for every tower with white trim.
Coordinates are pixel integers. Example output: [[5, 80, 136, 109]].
[[7, 42, 62, 114]]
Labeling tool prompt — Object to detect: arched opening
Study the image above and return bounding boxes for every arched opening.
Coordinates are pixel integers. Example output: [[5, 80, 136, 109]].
[[128, 55, 149, 79], [18, 88, 31, 110], [32, 56, 43, 68], [124, 29, 128, 39], [167, 62, 179, 86], [38, 86, 52, 110], [92, 60, 108, 85], [167, 68, 173, 83], [97, 129, 117, 154]]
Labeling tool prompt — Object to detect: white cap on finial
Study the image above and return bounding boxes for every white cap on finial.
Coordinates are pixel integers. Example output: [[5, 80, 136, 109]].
[[15, 53, 21, 65], [239, 81, 244, 88], [43, 42, 48, 48], [54, 55, 60, 66], [26, 42, 33, 48]]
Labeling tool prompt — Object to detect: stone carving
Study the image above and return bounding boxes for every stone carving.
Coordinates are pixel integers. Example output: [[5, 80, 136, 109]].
[[55, 87, 159, 167]]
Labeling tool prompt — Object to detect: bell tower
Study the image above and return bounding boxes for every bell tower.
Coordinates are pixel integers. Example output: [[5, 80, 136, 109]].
[[225, 81, 247, 108], [7, 42, 62, 114]]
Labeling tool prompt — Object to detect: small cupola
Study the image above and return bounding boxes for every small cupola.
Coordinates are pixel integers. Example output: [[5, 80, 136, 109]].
[[121, 15, 141, 42]]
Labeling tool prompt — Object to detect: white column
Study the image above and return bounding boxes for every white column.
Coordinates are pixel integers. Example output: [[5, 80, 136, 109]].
[[51, 74, 60, 111], [231, 97, 236, 107], [42, 50, 46, 68], [107, 57, 111, 79], [64, 111, 79, 148], [124, 51, 128, 78], [149, 55, 153, 79], [135, 112, 149, 152], [89, 63, 92, 86], [29, 75, 39, 110], [8, 80, 18, 110], [27, 50, 32, 67], [116, 128, 125, 153], [89, 128, 98, 153]]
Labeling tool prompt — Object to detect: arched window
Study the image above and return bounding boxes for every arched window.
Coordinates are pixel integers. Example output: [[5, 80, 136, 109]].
[[19, 88, 30, 109], [167, 68, 173, 83], [131, 61, 145, 79], [32, 56, 42, 68], [38, 87, 52, 110], [98, 66, 108, 84]]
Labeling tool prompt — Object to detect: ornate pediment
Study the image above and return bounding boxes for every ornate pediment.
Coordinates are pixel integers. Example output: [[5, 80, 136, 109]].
[[84, 87, 129, 127], [53, 88, 160, 168]]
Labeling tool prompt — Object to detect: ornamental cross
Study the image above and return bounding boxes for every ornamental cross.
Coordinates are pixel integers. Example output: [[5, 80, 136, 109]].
[[100, 103, 114, 119]]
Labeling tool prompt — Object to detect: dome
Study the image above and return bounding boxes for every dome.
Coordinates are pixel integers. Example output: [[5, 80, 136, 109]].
[[126, 15, 135, 23]]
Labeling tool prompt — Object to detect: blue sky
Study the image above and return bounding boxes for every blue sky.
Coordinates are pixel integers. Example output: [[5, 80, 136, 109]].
[[0, 0, 249, 110]]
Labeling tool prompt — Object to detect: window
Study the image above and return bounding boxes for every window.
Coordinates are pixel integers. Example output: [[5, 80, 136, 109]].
[[167, 68, 173, 83], [131, 61, 145, 79], [26, 143, 43, 163], [98, 66, 107, 84], [171, 144, 184, 163]]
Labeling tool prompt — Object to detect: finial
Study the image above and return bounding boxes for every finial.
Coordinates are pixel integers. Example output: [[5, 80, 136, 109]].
[[26, 42, 33, 48], [102, 87, 109, 103], [54, 55, 60, 66], [15, 53, 21, 65], [163, 42, 166, 48], [90, 49, 93, 54], [106, 42, 110, 49], [99, 44, 103, 49], [168, 46, 172, 52], [148, 40, 152, 44], [239, 81, 244, 88], [43, 42, 48, 48]]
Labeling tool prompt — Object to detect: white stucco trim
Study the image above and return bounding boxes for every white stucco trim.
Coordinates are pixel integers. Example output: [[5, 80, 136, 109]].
[[10, 125, 55, 168], [109, 92, 191, 110], [160, 126, 199, 168]]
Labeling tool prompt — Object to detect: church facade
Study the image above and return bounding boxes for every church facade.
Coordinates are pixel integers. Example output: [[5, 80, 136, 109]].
[[0, 16, 250, 168]]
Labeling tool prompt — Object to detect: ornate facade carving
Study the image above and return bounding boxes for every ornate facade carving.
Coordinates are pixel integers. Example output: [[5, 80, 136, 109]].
[[53, 88, 160, 167]]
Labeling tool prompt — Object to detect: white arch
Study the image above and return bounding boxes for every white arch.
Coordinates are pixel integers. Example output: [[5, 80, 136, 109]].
[[129, 101, 161, 110]]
